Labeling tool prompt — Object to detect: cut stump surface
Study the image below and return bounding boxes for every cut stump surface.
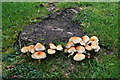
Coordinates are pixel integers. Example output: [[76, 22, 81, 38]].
[[20, 9, 86, 44]]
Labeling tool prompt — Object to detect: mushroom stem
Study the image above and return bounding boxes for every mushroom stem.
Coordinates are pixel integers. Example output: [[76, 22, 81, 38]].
[[68, 52, 74, 57], [38, 59, 41, 63]]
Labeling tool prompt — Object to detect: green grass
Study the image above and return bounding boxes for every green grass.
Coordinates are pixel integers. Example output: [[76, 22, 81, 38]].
[[2, 52, 119, 78], [2, 2, 119, 79]]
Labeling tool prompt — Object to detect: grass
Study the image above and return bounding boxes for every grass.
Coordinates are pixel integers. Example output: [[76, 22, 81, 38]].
[[2, 2, 119, 79]]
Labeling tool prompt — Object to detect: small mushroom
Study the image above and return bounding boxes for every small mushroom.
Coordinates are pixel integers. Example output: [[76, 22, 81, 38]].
[[76, 46, 86, 53], [28, 45, 35, 53], [21, 46, 29, 53], [95, 46, 100, 52], [90, 36, 99, 44], [91, 44, 98, 49], [69, 37, 82, 44], [68, 47, 76, 53], [73, 53, 85, 61], [85, 45, 92, 51], [64, 48, 69, 53], [49, 43, 56, 49], [82, 35, 90, 43], [47, 49, 56, 54], [68, 47, 76, 57], [35, 43, 46, 51], [66, 41, 74, 48], [31, 51, 46, 59], [88, 40, 99, 45], [56, 44, 63, 51]]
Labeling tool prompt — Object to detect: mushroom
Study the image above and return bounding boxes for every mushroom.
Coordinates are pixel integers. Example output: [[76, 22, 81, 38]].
[[69, 37, 82, 44], [91, 44, 98, 49], [28, 45, 35, 53], [31, 51, 46, 59], [47, 49, 56, 54], [90, 36, 99, 44], [73, 53, 85, 61], [66, 41, 74, 48], [34, 43, 45, 51], [95, 46, 100, 52], [79, 40, 86, 46], [88, 40, 99, 45], [85, 45, 92, 51], [56, 44, 63, 51], [64, 48, 69, 53], [21, 46, 29, 53], [76, 46, 86, 53], [82, 35, 90, 43], [49, 43, 56, 49], [68, 47, 76, 53], [68, 47, 76, 57]]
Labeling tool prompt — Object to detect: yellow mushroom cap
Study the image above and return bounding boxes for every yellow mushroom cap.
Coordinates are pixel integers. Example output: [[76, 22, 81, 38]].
[[95, 46, 100, 52], [91, 44, 98, 49], [47, 49, 56, 54], [76, 46, 86, 53], [49, 43, 56, 49], [31, 51, 46, 59], [35, 43, 46, 51], [66, 41, 74, 48], [82, 35, 90, 43], [88, 40, 99, 46], [56, 44, 63, 51], [80, 40, 85, 46], [21, 46, 29, 53], [90, 36, 99, 43], [73, 53, 85, 61], [85, 45, 92, 51], [64, 48, 69, 53], [69, 37, 82, 44], [68, 47, 76, 53], [28, 45, 35, 53]]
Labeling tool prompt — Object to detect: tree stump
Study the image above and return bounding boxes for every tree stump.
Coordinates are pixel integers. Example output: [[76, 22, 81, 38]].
[[19, 9, 86, 45]]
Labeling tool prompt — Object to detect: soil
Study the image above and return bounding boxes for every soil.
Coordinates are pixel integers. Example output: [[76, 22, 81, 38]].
[[19, 9, 86, 44]]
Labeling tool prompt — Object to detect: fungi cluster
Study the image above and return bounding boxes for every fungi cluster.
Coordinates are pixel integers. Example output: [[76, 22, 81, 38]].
[[21, 35, 100, 62], [65, 36, 100, 61]]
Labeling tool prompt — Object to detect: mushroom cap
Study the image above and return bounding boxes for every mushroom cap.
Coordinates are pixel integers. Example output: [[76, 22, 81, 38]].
[[66, 41, 74, 48], [31, 51, 46, 59], [49, 43, 56, 49], [35, 43, 46, 51], [88, 40, 99, 45], [90, 36, 99, 43], [95, 46, 100, 52], [76, 46, 86, 53], [28, 45, 35, 53], [73, 53, 85, 61], [21, 46, 29, 53], [64, 48, 69, 53], [80, 40, 86, 46], [47, 49, 56, 54], [85, 45, 92, 51], [69, 37, 82, 44], [91, 44, 98, 49], [56, 44, 63, 51], [68, 47, 76, 53], [82, 35, 90, 43]]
